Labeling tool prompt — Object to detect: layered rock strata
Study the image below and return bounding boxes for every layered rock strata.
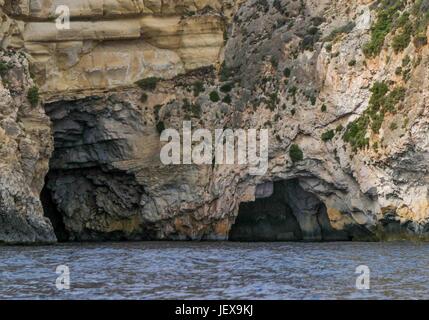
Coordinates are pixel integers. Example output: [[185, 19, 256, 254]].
[[2, 0, 235, 97], [1, 0, 429, 243]]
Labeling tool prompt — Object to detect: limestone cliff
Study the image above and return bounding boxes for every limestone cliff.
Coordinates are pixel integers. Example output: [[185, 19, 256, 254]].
[[1, 0, 235, 98], [2, 0, 429, 243], [0, 48, 55, 243]]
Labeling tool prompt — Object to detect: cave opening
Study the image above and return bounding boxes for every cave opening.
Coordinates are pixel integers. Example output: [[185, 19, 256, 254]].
[[40, 98, 153, 242], [39, 99, 352, 242], [229, 179, 351, 242], [40, 176, 69, 242]]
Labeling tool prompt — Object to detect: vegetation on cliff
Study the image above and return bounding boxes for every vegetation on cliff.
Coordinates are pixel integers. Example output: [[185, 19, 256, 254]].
[[289, 144, 304, 163], [364, 0, 429, 58], [343, 82, 406, 151], [136, 77, 160, 91], [27, 86, 40, 107]]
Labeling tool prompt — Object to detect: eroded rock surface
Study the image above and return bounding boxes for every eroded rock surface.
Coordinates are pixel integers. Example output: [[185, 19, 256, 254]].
[[0, 50, 55, 243], [2, 0, 429, 243], [2, 0, 236, 97]]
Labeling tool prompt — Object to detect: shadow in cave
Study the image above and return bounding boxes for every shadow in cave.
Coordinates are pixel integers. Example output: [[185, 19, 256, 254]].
[[229, 179, 351, 242], [40, 177, 69, 242]]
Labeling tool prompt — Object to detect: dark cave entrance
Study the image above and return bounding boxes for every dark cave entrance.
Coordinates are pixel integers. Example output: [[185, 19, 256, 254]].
[[40, 98, 152, 242], [229, 179, 350, 242], [40, 98, 353, 242], [40, 176, 69, 242]]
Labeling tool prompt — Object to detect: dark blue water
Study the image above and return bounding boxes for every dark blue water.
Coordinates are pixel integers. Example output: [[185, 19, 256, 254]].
[[0, 242, 428, 299]]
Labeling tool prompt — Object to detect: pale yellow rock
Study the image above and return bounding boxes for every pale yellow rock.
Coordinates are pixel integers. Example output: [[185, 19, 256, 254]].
[[38, 40, 185, 94], [7, 0, 226, 18], [24, 20, 141, 42], [10, 0, 140, 18], [1, 0, 227, 95]]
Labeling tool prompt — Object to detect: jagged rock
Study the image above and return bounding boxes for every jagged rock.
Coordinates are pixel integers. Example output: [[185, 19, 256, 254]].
[[230, 180, 352, 241], [2, 0, 231, 96], [0, 50, 55, 243], [1, 0, 429, 243]]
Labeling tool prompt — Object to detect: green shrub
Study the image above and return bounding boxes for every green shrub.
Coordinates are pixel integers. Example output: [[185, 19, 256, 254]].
[[321, 104, 327, 112], [140, 92, 148, 103], [301, 35, 317, 51], [156, 121, 165, 134], [220, 82, 233, 93], [219, 62, 232, 81], [383, 87, 406, 113], [191, 103, 202, 117], [182, 98, 191, 112], [363, 0, 429, 58], [288, 86, 297, 97], [371, 113, 384, 133], [183, 99, 201, 118], [289, 144, 304, 163], [412, 0, 429, 38], [343, 116, 370, 151], [153, 104, 163, 120], [369, 81, 389, 112], [193, 81, 205, 97], [363, 1, 402, 57], [311, 16, 326, 26], [136, 77, 159, 90], [402, 55, 411, 67], [27, 86, 40, 107], [336, 124, 344, 132], [273, 0, 287, 15], [361, 82, 405, 135], [390, 122, 398, 131], [392, 20, 413, 53], [368, 83, 404, 130], [402, 68, 412, 82], [222, 94, 232, 104], [283, 67, 291, 77], [267, 91, 279, 111], [307, 26, 319, 35], [209, 90, 220, 102], [0, 61, 10, 77], [395, 67, 402, 76], [396, 11, 410, 28], [270, 56, 279, 68], [348, 59, 356, 67], [321, 129, 335, 142]]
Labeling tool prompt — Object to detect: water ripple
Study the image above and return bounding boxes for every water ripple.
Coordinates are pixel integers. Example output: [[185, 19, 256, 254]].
[[0, 242, 428, 299]]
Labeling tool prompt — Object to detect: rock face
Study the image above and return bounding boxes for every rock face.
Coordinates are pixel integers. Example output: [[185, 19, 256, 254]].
[[2, 0, 429, 243], [0, 50, 55, 243], [229, 180, 355, 241], [2, 0, 235, 97]]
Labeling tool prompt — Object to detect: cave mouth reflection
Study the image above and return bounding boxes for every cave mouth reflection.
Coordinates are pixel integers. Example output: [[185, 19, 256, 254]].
[[229, 179, 351, 242]]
